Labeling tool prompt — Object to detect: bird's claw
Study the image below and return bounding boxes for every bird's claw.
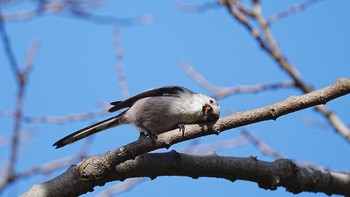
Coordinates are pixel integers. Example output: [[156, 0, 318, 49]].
[[178, 123, 185, 137], [139, 123, 158, 144]]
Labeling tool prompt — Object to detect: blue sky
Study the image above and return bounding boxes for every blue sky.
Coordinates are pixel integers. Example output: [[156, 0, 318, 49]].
[[1, 0, 350, 196]]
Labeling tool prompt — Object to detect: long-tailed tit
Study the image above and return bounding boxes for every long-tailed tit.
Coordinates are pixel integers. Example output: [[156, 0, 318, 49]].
[[53, 86, 220, 148]]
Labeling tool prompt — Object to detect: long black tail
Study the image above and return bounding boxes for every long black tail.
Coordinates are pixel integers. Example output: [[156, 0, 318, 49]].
[[53, 112, 126, 149]]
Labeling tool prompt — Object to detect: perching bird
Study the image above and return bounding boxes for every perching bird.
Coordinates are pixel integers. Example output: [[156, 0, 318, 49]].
[[53, 86, 220, 148]]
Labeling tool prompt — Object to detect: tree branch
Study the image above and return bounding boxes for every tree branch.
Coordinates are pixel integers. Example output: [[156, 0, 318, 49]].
[[114, 151, 350, 196], [22, 78, 350, 196], [22, 151, 350, 196], [220, 0, 350, 143], [179, 61, 295, 99], [0, 40, 39, 191], [267, 0, 323, 25]]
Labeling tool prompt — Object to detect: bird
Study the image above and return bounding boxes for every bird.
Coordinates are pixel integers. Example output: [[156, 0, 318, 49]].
[[53, 86, 220, 148]]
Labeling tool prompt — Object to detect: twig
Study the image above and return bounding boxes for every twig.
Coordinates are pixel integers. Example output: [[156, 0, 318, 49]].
[[182, 135, 249, 154], [220, 0, 350, 143], [0, 0, 155, 26], [267, 0, 323, 25], [179, 61, 294, 99], [252, 1, 302, 86], [71, 10, 155, 26], [0, 40, 39, 191], [15, 156, 83, 180], [179, 61, 220, 93], [301, 116, 331, 129], [0, 135, 91, 191], [0, 0, 65, 22], [113, 28, 129, 99], [240, 128, 285, 159], [174, 0, 221, 12], [0, 107, 109, 124], [0, 129, 35, 148], [95, 178, 145, 197], [0, 6, 20, 81]]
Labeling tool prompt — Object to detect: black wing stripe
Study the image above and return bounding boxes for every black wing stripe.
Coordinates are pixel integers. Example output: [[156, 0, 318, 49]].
[[108, 86, 192, 112]]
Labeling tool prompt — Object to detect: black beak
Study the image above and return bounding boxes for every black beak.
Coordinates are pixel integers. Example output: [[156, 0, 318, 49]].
[[202, 104, 212, 115]]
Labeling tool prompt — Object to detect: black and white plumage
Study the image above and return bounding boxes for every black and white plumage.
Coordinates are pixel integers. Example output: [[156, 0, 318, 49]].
[[53, 86, 220, 148]]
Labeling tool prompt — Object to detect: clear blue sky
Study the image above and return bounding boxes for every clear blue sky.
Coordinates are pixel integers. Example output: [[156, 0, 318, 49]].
[[1, 0, 349, 196]]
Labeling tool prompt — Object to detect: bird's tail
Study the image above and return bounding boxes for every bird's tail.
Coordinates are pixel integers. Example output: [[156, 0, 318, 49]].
[[53, 112, 126, 148]]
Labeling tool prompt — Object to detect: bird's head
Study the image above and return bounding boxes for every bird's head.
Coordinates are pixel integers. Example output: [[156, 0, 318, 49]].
[[198, 94, 220, 122]]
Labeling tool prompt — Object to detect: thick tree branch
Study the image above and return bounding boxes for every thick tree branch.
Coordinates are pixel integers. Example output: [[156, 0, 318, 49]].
[[22, 78, 350, 196], [114, 151, 350, 196], [22, 151, 350, 196]]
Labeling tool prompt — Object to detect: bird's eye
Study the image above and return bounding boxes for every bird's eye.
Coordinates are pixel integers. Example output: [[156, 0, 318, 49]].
[[209, 99, 214, 104]]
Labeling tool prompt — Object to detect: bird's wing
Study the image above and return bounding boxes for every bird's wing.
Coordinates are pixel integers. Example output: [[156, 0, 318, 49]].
[[108, 86, 193, 112]]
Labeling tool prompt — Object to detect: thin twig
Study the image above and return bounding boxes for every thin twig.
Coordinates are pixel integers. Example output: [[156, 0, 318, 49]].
[[113, 27, 129, 99], [179, 61, 294, 99], [0, 129, 36, 148], [240, 128, 285, 159], [95, 178, 145, 197], [182, 136, 249, 154], [0, 107, 109, 124], [0, 40, 39, 191], [0, 134, 91, 190], [220, 0, 350, 142], [267, 0, 323, 25], [0, 0, 155, 26], [179, 61, 220, 93], [174, 0, 221, 12], [0, 6, 20, 81]]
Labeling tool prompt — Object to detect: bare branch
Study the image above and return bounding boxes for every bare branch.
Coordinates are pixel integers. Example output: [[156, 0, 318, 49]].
[[0, 40, 39, 190], [267, 0, 323, 25], [22, 78, 350, 196], [251, 1, 303, 87], [114, 151, 350, 195], [0, 107, 108, 124], [179, 61, 294, 99], [179, 61, 220, 93], [95, 178, 144, 197], [240, 128, 285, 159], [0, 0, 155, 26], [0, 129, 35, 148], [220, 0, 350, 143], [174, 0, 221, 12], [71, 10, 155, 26], [15, 156, 83, 180], [302, 116, 331, 129], [113, 28, 129, 99], [23, 151, 350, 196], [0, 136, 92, 192], [182, 136, 249, 154], [15, 138, 91, 180], [0, 1, 67, 22], [0, 8, 20, 81]]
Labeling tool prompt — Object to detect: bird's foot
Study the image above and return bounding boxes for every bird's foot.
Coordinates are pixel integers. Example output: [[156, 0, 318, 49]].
[[140, 123, 158, 145], [178, 123, 185, 137]]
